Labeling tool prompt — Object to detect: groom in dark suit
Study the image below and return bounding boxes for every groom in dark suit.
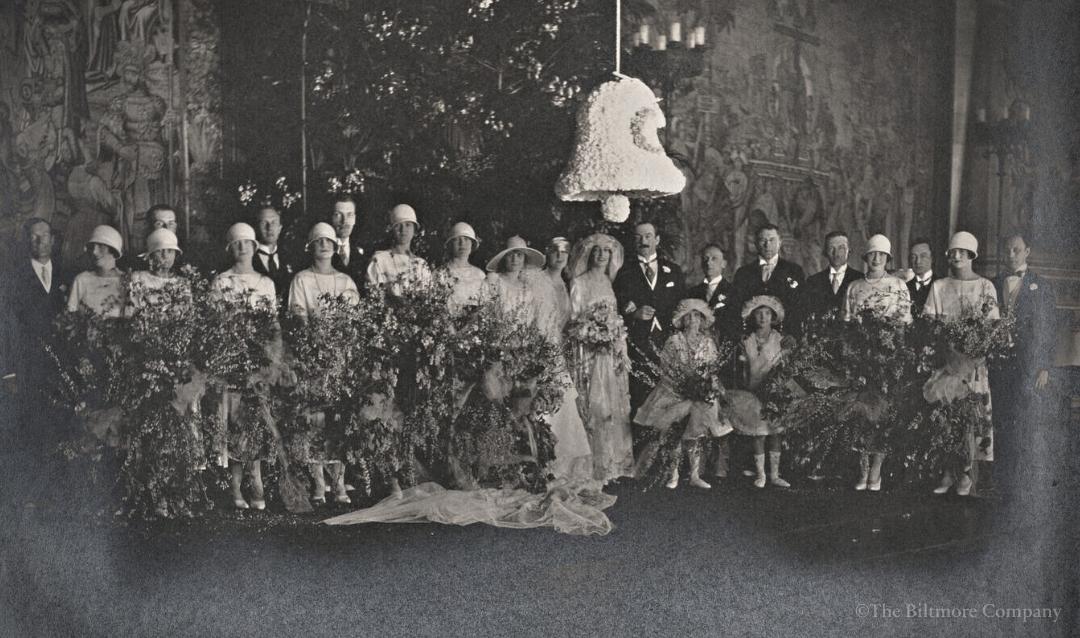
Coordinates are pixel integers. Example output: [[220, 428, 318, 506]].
[[613, 221, 685, 413], [990, 232, 1058, 490], [732, 223, 805, 330], [801, 230, 862, 324]]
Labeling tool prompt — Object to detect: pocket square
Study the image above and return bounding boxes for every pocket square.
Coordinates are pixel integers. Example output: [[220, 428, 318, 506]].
[[662, 265, 671, 274], [665, 281, 674, 288]]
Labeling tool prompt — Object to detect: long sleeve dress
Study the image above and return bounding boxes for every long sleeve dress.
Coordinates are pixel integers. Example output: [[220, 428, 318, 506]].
[[569, 271, 634, 482]]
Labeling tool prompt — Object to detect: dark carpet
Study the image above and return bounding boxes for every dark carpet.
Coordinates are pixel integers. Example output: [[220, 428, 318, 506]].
[[2, 405, 1077, 637]]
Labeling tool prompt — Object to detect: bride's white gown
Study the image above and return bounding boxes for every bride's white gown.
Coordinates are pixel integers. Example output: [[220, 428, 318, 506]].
[[323, 268, 614, 535]]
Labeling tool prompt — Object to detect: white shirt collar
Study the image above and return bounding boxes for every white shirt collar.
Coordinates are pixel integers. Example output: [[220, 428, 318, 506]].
[[759, 255, 778, 268], [829, 264, 847, 277], [257, 243, 277, 255], [915, 271, 932, 284], [32, 258, 51, 271], [638, 253, 657, 265], [704, 275, 724, 287]]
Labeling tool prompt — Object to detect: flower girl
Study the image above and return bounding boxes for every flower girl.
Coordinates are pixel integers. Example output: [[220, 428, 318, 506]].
[[633, 298, 733, 489], [728, 296, 792, 488]]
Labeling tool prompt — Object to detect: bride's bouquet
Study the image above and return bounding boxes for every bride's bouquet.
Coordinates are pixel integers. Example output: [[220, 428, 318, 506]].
[[565, 300, 627, 353]]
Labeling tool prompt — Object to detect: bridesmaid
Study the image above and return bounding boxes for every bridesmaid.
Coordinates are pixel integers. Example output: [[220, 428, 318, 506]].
[[922, 231, 999, 496], [841, 234, 912, 492], [366, 204, 431, 297], [441, 222, 486, 314], [212, 223, 277, 510], [567, 233, 634, 483], [287, 222, 361, 505], [67, 225, 125, 317]]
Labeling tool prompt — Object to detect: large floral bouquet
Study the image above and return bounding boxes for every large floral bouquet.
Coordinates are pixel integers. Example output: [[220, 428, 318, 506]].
[[116, 271, 217, 517], [565, 300, 629, 364], [49, 301, 127, 450], [920, 294, 1015, 363]]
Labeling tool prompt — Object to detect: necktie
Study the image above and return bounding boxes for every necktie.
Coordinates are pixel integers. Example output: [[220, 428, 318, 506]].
[[831, 272, 841, 294], [38, 263, 51, 292], [646, 262, 656, 286], [707, 282, 717, 301], [339, 243, 349, 266], [761, 262, 773, 283], [268, 253, 279, 275]]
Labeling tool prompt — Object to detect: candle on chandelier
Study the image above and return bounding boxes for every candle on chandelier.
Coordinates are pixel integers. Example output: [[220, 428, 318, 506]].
[[656, 35, 668, 51], [976, 108, 987, 123], [694, 26, 706, 46], [670, 21, 682, 42], [686, 30, 697, 48], [639, 24, 649, 46], [1001, 106, 1010, 121], [1019, 103, 1031, 121]]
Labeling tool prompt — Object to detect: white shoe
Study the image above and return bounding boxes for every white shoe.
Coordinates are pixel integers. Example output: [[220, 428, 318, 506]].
[[770, 476, 790, 488], [854, 477, 868, 491], [665, 471, 679, 489], [956, 473, 972, 496], [932, 475, 954, 495], [867, 478, 882, 492], [689, 476, 712, 489], [753, 476, 766, 489]]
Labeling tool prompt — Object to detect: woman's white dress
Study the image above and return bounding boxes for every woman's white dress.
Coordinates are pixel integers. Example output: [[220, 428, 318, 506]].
[[287, 269, 360, 318], [922, 276, 999, 461], [569, 270, 634, 482], [67, 271, 124, 317]]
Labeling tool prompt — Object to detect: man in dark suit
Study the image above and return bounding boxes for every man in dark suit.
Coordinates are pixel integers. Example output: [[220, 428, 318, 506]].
[[252, 205, 295, 307], [905, 237, 936, 315], [801, 231, 862, 324], [3, 218, 69, 452], [613, 221, 685, 412], [687, 242, 736, 341], [732, 223, 805, 329], [990, 232, 1058, 491], [329, 194, 367, 287]]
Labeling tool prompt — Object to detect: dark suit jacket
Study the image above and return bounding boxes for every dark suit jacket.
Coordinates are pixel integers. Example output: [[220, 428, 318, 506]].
[[252, 246, 297, 304], [993, 270, 1057, 378], [687, 278, 736, 340], [732, 258, 806, 329], [331, 243, 368, 290], [802, 266, 863, 321], [613, 256, 685, 349], [3, 260, 69, 382], [906, 274, 936, 316]]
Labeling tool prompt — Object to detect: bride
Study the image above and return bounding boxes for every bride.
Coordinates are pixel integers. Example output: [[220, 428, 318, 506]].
[[567, 233, 634, 483], [323, 235, 614, 535]]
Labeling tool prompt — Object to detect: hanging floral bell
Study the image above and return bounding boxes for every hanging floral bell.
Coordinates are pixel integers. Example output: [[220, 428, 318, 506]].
[[555, 76, 686, 222]]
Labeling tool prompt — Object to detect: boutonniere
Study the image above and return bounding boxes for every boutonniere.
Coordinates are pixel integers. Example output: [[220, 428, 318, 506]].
[[661, 265, 671, 274], [665, 281, 674, 287], [787, 278, 798, 289], [714, 302, 725, 309], [59, 284, 68, 293], [1029, 282, 1038, 291]]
